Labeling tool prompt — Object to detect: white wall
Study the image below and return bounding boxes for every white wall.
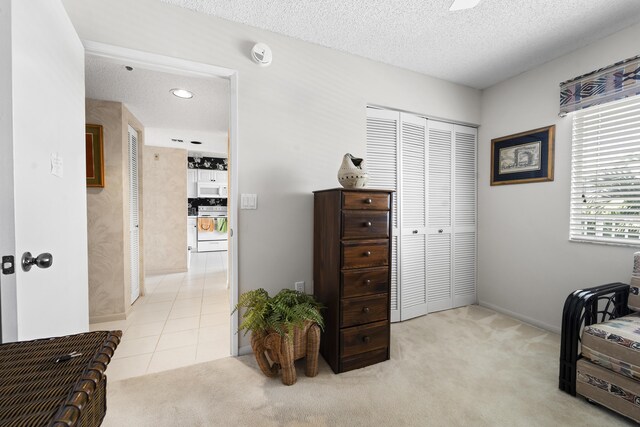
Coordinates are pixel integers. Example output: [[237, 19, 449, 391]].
[[478, 22, 640, 333], [61, 0, 480, 345], [145, 127, 228, 156]]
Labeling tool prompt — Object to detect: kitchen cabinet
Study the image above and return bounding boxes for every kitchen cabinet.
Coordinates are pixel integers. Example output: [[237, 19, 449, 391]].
[[187, 169, 198, 198], [197, 169, 227, 183], [215, 170, 228, 183], [197, 169, 215, 182], [187, 217, 197, 250]]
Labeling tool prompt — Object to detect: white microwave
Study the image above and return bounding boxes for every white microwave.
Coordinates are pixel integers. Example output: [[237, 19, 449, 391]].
[[197, 182, 228, 198]]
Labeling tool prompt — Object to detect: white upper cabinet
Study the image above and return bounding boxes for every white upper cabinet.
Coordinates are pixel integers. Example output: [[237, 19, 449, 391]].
[[198, 169, 215, 182], [187, 169, 198, 198], [215, 170, 228, 183], [196, 169, 227, 183]]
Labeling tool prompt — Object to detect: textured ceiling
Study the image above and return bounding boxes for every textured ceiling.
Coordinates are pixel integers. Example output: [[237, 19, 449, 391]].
[[161, 0, 640, 89], [85, 55, 229, 132]]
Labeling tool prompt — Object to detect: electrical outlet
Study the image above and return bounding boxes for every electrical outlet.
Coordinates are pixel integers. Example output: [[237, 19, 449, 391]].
[[294, 281, 305, 293]]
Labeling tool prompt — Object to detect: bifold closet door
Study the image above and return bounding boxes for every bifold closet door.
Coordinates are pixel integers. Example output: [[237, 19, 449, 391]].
[[426, 121, 453, 313], [367, 109, 477, 320], [453, 125, 477, 307], [366, 108, 400, 322], [399, 113, 428, 321], [128, 125, 141, 304], [426, 121, 478, 313]]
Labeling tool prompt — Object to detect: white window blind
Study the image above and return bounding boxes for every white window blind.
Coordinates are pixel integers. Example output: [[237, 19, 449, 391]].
[[570, 95, 640, 246]]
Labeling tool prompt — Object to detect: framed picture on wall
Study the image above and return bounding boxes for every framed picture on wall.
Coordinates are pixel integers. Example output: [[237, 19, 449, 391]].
[[490, 125, 555, 186], [85, 124, 105, 187]]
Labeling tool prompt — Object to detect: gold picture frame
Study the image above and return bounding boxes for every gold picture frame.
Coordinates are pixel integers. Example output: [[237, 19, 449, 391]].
[[490, 125, 555, 186], [85, 124, 105, 188]]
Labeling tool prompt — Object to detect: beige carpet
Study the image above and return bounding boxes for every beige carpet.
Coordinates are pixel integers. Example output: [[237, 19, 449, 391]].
[[102, 305, 634, 426]]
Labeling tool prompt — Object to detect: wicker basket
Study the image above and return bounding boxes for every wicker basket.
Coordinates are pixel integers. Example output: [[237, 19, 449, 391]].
[[0, 330, 121, 426], [250, 321, 321, 385]]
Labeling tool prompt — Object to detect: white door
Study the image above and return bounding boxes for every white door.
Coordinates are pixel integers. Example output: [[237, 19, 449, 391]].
[[0, 0, 88, 342], [366, 108, 400, 322], [453, 125, 477, 308], [399, 113, 428, 321], [426, 120, 454, 313], [128, 126, 141, 304]]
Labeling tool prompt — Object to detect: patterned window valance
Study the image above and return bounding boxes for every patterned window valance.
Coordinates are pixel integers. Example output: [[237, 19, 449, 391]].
[[559, 54, 640, 115]]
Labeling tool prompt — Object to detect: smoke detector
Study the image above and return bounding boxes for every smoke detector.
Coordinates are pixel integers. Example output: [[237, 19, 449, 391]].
[[251, 43, 272, 67]]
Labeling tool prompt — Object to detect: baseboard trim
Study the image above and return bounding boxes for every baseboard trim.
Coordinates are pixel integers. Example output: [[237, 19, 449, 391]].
[[146, 267, 187, 275], [238, 345, 252, 356], [90, 312, 127, 324], [478, 300, 561, 334]]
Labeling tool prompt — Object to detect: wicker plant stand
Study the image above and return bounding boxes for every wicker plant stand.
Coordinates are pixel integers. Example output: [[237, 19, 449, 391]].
[[0, 330, 121, 427], [250, 321, 321, 385]]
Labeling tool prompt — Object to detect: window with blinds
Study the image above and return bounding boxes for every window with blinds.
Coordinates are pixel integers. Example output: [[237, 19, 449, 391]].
[[570, 95, 640, 246]]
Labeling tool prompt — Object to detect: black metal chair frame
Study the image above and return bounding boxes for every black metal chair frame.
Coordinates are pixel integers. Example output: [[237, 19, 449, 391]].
[[559, 282, 630, 396]]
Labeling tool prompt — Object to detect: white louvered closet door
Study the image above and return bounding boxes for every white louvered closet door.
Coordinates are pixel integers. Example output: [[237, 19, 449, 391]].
[[128, 125, 140, 304], [366, 108, 400, 322], [453, 125, 477, 308], [399, 113, 428, 321], [426, 120, 453, 313]]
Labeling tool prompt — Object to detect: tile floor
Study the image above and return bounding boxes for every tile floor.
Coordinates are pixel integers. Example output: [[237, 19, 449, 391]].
[[90, 251, 231, 381]]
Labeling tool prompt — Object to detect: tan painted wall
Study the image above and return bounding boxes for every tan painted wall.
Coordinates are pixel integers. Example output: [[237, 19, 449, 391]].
[[86, 99, 145, 322], [142, 146, 187, 274]]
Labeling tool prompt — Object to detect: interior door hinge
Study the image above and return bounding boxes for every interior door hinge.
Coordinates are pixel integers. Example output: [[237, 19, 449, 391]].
[[2, 255, 15, 275]]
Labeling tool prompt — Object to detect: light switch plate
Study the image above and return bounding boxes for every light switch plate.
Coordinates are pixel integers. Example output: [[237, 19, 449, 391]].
[[50, 152, 63, 178], [241, 194, 257, 210]]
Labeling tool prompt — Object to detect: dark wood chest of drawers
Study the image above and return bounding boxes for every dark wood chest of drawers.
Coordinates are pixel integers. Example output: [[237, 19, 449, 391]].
[[313, 188, 393, 373]]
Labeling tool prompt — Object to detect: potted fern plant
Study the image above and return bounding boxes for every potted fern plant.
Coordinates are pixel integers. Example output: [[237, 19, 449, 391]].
[[234, 288, 324, 385]]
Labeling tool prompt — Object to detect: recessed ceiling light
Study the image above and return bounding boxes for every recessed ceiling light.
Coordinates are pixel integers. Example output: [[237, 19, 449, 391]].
[[171, 88, 194, 99], [190, 141, 202, 145], [449, 0, 481, 11]]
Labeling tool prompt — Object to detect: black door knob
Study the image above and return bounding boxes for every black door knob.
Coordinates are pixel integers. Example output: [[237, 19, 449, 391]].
[[362, 307, 370, 314], [21, 252, 53, 272]]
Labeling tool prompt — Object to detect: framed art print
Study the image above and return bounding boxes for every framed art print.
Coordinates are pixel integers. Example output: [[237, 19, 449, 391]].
[[490, 125, 555, 186], [85, 124, 105, 187]]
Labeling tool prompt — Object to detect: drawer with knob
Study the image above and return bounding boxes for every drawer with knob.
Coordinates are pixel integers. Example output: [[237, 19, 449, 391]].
[[342, 211, 389, 240], [340, 320, 389, 358], [341, 267, 389, 298], [342, 192, 390, 210], [342, 240, 389, 269], [341, 294, 388, 328]]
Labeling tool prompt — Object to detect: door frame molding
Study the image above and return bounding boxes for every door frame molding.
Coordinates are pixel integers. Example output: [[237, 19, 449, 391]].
[[83, 41, 241, 357]]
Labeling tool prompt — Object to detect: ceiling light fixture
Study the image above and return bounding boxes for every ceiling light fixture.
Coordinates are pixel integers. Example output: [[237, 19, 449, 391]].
[[170, 88, 194, 99], [124, 65, 134, 71], [449, 0, 481, 11]]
